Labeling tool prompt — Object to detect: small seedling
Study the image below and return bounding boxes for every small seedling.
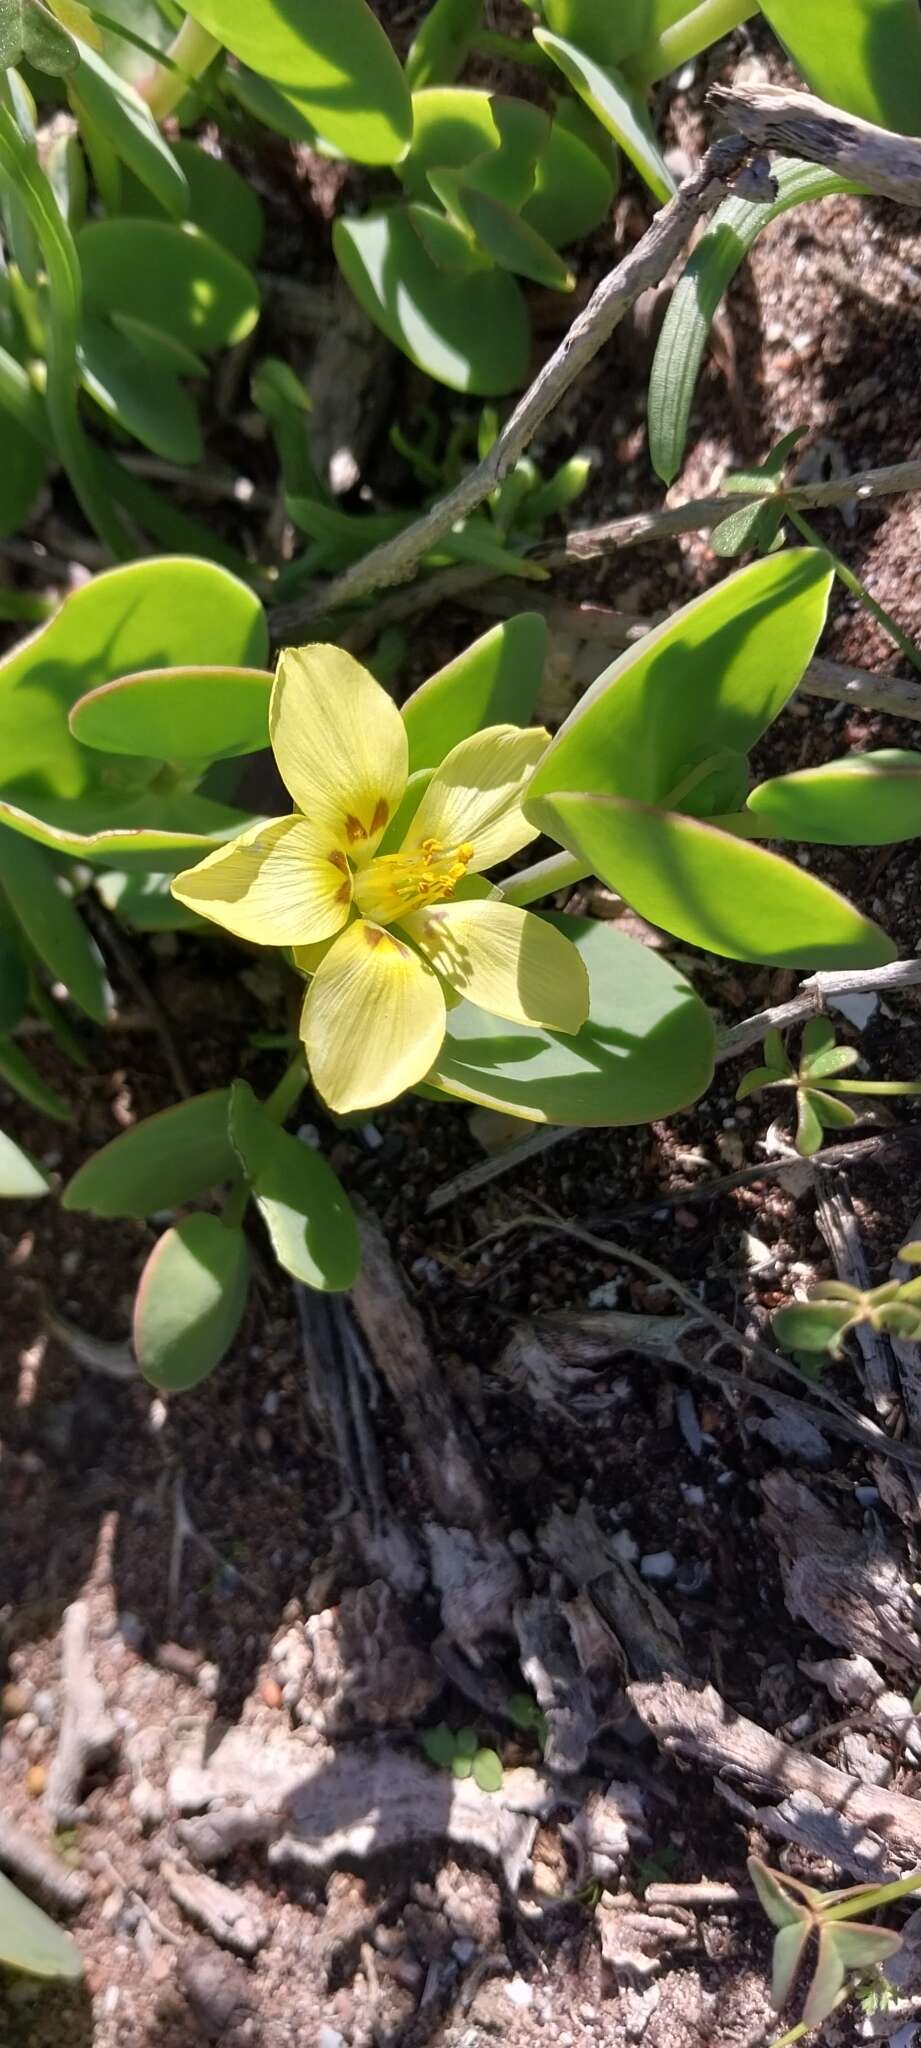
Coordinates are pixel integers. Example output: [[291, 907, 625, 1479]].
[[418, 1721, 504, 1793], [737, 1018, 921, 1158], [773, 1240, 921, 1363], [749, 1854, 921, 2047]]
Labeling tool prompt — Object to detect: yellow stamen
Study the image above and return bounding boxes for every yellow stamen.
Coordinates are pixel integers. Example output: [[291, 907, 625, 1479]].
[[353, 836, 476, 925]]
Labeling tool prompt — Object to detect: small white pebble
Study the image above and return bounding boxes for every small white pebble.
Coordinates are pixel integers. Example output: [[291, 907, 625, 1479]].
[[506, 1978, 533, 2009], [640, 1550, 676, 1583], [855, 1485, 880, 1507], [147, 1399, 168, 1434], [681, 1485, 706, 1508], [360, 1122, 383, 1151], [610, 1528, 639, 1565]]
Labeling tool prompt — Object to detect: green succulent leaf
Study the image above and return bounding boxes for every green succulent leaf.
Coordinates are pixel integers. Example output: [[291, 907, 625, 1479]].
[[70, 667, 273, 763], [764, 1027, 794, 1075], [120, 139, 265, 266], [0, 1870, 83, 1977], [405, 0, 483, 89], [403, 614, 546, 772], [228, 1081, 360, 1292], [735, 1064, 787, 1102], [429, 916, 715, 1126], [0, 1037, 71, 1120], [800, 1045, 860, 1081], [810, 1090, 859, 1131], [429, 168, 575, 289], [69, 38, 188, 215], [795, 1088, 825, 1156], [772, 1300, 854, 1353], [77, 219, 260, 354], [79, 315, 203, 465], [526, 552, 834, 810], [878, 1301, 921, 1338], [472, 1747, 504, 1792], [528, 792, 895, 970], [539, 0, 647, 65], [0, 409, 48, 538], [747, 1857, 808, 1933], [0, 0, 79, 73], [333, 204, 530, 394], [0, 1126, 52, 1197], [760, 0, 921, 133], [134, 1212, 250, 1392], [747, 750, 921, 845], [533, 28, 675, 204], [420, 1721, 457, 1768], [183, 0, 412, 164], [63, 1089, 237, 1216], [0, 825, 106, 1021]]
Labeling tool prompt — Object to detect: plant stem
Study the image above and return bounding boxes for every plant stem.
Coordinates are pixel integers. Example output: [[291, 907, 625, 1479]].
[[501, 848, 592, 907], [141, 14, 221, 121], [262, 1054, 307, 1124], [624, 0, 756, 88], [221, 1178, 250, 1230], [472, 29, 552, 67], [788, 508, 921, 675], [0, 104, 134, 559]]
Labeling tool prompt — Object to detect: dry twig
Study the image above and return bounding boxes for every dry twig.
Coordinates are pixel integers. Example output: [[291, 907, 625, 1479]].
[[710, 81, 921, 207], [45, 1600, 117, 1825]]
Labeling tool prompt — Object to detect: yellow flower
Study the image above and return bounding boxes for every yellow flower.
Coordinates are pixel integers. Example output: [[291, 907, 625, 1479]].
[[171, 645, 589, 1113]]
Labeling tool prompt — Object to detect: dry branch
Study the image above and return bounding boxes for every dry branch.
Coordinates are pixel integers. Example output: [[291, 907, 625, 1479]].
[[45, 1600, 117, 1825], [162, 1863, 269, 1958], [710, 82, 921, 207], [716, 960, 921, 1063], [0, 1813, 89, 1914], [632, 1676, 921, 1878], [270, 133, 749, 630], [762, 1470, 921, 1676]]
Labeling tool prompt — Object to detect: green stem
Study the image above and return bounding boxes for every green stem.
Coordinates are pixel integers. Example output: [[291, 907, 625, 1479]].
[[473, 28, 553, 67], [789, 508, 921, 676], [818, 1078, 921, 1097], [221, 1178, 250, 1230], [501, 848, 593, 907], [623, 0, 756, 88], [142, 14, 221, 121], [823, 1870, 921, 1919], [262, 1054, 307, 1124], [0, 104, 134, 559]]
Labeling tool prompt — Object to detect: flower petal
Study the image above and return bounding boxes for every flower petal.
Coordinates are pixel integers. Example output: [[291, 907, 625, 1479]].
[[271, 644, 408, 860], [301, 918, 447, 1114], [402, 899, 589, 1034], [171, 816, 351, 946], [401, 725, 548, 872]]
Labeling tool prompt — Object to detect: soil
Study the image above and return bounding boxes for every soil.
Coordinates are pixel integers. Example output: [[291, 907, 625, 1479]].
[[3, 10, 921, 2048]]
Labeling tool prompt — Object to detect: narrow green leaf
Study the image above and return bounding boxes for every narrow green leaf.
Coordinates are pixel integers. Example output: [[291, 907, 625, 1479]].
[[63, 1089, 236, 1216], [533, 28, 675, 204], [0, 826, 106, 1021], [228, 1080, 360, 1292], [134, 1212, 250, 1392], [430, 169, 575, 289], [0, 0, 79, 73], [899, 1242, 921, 1263], [528, 792, 895, 969], [526, 552, 833, 810], [0, 792, 254, 866], [748, 1857, 809, 1932], [772, 1921, 811, 2010], [801, 1046, 859, 1081], [810, 1090, 858, 1132], [540, 0, 647, 65], [0, 1037, 72, 1121], [796, 1088, 825, 1155], [183, 0, 413, 164], [0, 927, 29, 1032], [0, 1126, 52, 1197], [0, 1871, 83, 1977], [405, 0, 483, 88], [69, 40, 188, 215], [79, 314, 203, 465], [747, 751, 921, 845], [764, 1026, 794, 1074], [648, 160, 861, 484], [735, 1064, 785, 1101], [802, 1920, 900, 2030]]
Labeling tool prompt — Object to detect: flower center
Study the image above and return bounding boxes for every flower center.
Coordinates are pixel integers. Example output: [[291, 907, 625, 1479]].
[[353, 837, 475, 925]]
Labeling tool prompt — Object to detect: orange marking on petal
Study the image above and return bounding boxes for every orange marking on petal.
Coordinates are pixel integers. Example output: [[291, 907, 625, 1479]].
[[345, 814, 367, 844], [370, 797, 390, 834]]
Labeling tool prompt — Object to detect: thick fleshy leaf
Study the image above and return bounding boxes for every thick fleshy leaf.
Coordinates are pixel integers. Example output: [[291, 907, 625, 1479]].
[[77, 220, 260, 353], [229, 1080, 360, 1291], [69, 40, 188, 215], [648, 160, 860, 485], [271, 644, 408, 860], [63, 1089, 236, 1216], [0, 1037, 71, 1121], [0, 555, 267, 804], [802, 1921, 900, 2032], [121, 140, 265, 266], [0, 0, 79, 72], [795, 1088, 824, 1155], [747, 1858, 808, 1933], [79, 315, 203, 464], [772, 1300, 853, 1352], [735, 1063, 787, 1102], [523, 116, 616, 248], [402, 614, 546, 773], [0, 1870, 83, 1978], [405, 725, 547, 871], [405, 0, 483, 89], [530, 791, 896, 968], [402, 897, 589, 1032], [70, 666, 273, 761], [97, 869, 203, 932], [771, 1922, 811, 2011], [0, 790, 255, 866], [184, 0, 412, 164], [429, 915, 714, 1125], [171, 817, 351, 947], [0, 1126, 51, 1197], [301, 918, 448, 1115], [134, 1213, 250, 1392], [333, 206, 530, 396], [0, 826, 106, 1021], [810, 1089, 858, 1132], [533, 29, 675, 204], [540, 0, 646, 63], [747, 751, 921, 845], [400, 85, 614, 248], [760, 0, 921, 133], [527, 552, 833, 811], [430, 170, 575, 289]]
